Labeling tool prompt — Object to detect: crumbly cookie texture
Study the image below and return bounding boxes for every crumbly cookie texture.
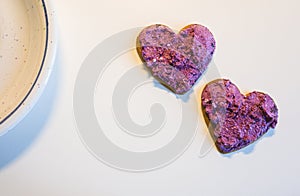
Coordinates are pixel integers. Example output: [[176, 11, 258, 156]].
[[137, 24, 215, 94], [201, 79, 278, 154]]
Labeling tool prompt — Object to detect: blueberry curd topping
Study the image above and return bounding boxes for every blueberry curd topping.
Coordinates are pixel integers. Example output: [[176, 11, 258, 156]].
[[202, 79, 278, 153], [137, 24, 216, 94]]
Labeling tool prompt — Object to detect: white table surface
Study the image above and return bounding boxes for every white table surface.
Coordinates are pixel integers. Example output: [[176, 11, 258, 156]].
[[0, 0, 300, 195]]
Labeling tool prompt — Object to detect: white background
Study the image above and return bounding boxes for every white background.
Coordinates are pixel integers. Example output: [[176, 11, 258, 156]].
[[0, 0, 300, 195]]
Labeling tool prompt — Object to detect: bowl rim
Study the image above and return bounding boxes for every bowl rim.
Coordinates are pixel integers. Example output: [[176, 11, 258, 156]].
[[0, 0, 57, 136]]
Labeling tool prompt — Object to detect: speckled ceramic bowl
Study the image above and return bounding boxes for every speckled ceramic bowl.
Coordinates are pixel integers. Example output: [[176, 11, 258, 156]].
[[0, 0, 56, 135]]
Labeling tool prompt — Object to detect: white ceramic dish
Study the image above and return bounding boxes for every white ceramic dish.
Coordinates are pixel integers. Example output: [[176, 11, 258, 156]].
[[0, 0, 56, 135]]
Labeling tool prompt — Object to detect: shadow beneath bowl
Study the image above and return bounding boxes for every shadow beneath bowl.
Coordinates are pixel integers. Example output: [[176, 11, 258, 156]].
[[0, 46, 61, 170]]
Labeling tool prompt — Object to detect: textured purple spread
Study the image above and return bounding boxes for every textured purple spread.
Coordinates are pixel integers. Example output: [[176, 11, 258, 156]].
[[137, 24, 216, 94], [201, 79, 278, 154]]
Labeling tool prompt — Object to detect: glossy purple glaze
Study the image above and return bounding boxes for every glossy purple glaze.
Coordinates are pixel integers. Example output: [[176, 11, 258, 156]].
[[202, 79, 278, 154], [137, 24, 216, 94]]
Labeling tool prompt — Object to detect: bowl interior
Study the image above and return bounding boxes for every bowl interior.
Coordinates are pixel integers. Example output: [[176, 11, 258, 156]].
[[0, 0, 48, 132]]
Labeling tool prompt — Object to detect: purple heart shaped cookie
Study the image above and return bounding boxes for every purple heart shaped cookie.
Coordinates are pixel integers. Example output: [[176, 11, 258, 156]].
[[137, 24, 216, 94], [201, 79, 278, 154]]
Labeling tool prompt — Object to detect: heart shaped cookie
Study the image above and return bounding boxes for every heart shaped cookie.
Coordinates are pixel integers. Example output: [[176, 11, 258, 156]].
[[137, 24, 216, 94], [201, 79, 278, 154]]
